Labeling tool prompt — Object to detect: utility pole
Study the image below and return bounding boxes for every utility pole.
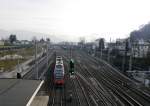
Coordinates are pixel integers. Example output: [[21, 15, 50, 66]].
[[71, 47, 72, 59], [71, 45, 73, 58], [100, 46, 102, 59], [17, 59, 20, 72], [70, 43, 73, 59], [46, 42, 49, 70], [17, 49, 20, 73], [107, 48, 110, 62], [94, 46, 96, 57], [17, 55, 22, 79], [35, 40, 38, 79], [122, 39, 128, 74], [129, 37, 132, 71], [122, 52, 125, 73], [107, 38, 111, 63], [99, 38, 104, 59]]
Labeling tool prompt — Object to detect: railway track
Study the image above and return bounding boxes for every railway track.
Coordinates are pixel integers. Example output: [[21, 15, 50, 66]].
[[23, 51, 54, 79], [76, 51, 150, 106], [101, 66, 150, 105], [76, 61, 117, 106], [72, 75, 91, 106], [88, 54, 150, 104], [51, 86, 64, 106], [48, 54, 66, 106], [62, 54, 92, 106], [63, 52, 115, 106], [57, 49, 150, 106]]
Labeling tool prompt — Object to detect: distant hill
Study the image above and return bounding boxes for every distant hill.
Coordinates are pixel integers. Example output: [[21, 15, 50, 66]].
[[130, 23, 150, 41], [0, 29, 63, 42]]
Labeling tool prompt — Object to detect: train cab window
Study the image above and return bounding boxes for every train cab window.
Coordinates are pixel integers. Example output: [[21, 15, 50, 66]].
[[56, 70, 62, 71], [56, 65, 62, 68], [56, 58, 62, 62], [56, 58, 61, 61], [56, 56, 62, 59]]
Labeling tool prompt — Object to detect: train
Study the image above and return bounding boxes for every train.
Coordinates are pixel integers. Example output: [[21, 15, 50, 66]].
[[53, 56, 65, 85]]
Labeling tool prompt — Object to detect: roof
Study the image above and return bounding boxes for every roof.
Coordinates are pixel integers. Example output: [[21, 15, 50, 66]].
[[0, 79, 43, 106]]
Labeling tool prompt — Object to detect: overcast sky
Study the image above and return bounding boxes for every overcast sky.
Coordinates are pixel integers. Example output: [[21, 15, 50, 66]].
[[0, 0, 150, 42]]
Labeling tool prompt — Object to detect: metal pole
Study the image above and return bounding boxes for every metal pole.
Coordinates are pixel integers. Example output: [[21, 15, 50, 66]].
[[17, 49, 20, 73], [70, 45, 71, 59], [100, 46, 102, 59], [71, 44, 72, 59], [17, 58, 20, 70], [129, 37, 132, 71], [122, 51, 125, 73], [94, 46, 96, 56], [37, 42, 39, 79], [46, 42, 48, 70], [107, 48, 110, 63], [107, 38, 111, 63], [124, 39, 128, 74], [35, 40, 38, 79], [122, 39, 128, 74]]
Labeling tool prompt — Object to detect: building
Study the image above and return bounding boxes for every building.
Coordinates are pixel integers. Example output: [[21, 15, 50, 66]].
[[13, 40, 21, 45], [94, 39, 100, 48], [0, 40, 4, 46], [107, 42, 116, 51], [132, 39, 150, 58], [106, 38, 127, 56], [115, 38, 129, 56], [94, 38, 106, 51], [21, 40, 30, 45], [116, 39, 126, 51], [85, 42, 95, 50]]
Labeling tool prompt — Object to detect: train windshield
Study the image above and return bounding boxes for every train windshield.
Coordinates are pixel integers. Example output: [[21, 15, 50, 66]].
[[56, 65, 62, 68], [56, 58, 62, 61], [56, 56, 62, 58], [56, 76, 63, 79], [56, 70, 62, 71]]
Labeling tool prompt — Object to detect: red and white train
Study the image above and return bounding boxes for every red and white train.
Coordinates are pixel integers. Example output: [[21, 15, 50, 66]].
[[53, 56, 65, 85]]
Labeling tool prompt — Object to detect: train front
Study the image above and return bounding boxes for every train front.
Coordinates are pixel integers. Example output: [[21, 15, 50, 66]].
[[53, 57, 65, 85], [54, 72, 65, 85]]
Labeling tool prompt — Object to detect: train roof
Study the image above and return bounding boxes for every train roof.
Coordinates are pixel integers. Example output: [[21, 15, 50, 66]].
[[56, 56, 63, 65]]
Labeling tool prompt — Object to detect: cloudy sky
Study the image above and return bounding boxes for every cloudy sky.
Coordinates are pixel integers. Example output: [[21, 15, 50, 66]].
[[0, 0, 150, 41]]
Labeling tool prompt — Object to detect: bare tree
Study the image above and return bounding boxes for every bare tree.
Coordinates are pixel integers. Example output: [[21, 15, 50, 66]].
[[46, 38, 50, 42], [79, 37, 86, 44], [9, 34, 17, 44], [78, 37, 86, 49]]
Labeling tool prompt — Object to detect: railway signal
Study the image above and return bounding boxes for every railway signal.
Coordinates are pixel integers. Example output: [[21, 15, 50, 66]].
[[17, 72, 22, 79], [69, 59, 74, 75]]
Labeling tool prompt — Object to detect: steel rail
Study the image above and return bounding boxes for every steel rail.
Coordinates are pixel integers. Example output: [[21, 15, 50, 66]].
[[79, 52, 145, 105]]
